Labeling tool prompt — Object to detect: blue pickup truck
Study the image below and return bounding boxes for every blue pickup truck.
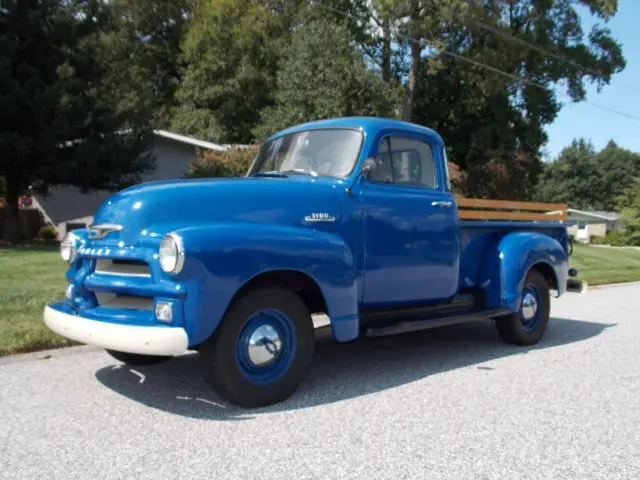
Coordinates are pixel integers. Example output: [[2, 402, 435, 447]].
[[44, 117, 585, 408]]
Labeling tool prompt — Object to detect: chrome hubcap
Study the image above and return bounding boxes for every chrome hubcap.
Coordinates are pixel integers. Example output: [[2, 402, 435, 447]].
[[521, 291, 538, 321], [247, 324, 282, 367]]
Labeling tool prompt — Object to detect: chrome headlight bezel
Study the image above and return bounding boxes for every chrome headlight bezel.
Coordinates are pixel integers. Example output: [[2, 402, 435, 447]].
[[158, 232, 185, 274], [60, 232, 79, 263]]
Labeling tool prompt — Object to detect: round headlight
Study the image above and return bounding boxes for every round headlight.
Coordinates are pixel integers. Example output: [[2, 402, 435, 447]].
[[60, 233, 78, 263], [159, 233, 184, 274]]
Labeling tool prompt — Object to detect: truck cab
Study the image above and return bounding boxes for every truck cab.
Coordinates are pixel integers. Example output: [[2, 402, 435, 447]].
[[44, 117, 585, 408]]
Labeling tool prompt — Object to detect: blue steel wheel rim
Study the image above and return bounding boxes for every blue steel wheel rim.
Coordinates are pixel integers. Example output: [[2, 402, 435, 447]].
[[235, 308, 297, 385], [519, 284, 541, 331]]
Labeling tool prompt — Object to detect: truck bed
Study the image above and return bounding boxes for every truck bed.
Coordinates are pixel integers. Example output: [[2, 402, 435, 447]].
[[455, 197, 570, 291], [459, 220, 569, 291]]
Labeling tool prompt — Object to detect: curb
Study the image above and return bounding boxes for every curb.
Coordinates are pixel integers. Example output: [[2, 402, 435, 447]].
[[0, 344, 99, 366], [588, 281, 640, 290]]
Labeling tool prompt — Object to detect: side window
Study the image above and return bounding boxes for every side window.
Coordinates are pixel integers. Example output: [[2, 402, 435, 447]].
[[389, 137, 436, 188], [370, 136, 437, 188]]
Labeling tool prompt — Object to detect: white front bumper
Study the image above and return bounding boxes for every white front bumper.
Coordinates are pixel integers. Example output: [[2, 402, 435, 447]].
[[43, 306, 189, 356]]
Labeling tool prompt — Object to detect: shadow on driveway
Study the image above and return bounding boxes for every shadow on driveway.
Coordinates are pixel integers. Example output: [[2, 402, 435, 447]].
[[95, 317, 613, 420]]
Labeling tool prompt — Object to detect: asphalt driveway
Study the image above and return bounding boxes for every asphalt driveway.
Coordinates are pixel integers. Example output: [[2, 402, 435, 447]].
[[1, 283, 639, 479]]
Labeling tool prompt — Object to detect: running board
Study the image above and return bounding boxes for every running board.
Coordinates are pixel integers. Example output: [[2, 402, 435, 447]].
[[360, 291, 482, 324], [364, 308, 511, 338]]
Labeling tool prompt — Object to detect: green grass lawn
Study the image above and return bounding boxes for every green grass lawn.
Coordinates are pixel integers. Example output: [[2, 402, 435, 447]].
[[569, 243, 640, 286], [0, 243, 74, 356], [0, 242, 639, 356]]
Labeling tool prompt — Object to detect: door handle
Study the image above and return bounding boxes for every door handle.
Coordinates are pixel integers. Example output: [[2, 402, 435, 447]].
[[431, 201, 452, 208]]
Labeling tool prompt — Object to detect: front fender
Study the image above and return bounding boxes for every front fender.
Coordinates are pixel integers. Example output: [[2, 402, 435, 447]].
[[173, 223, 359, 346], [480, 231, 568, 311]]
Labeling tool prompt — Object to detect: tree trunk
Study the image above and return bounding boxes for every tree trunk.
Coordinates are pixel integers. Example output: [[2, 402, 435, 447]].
[[382, 15, 391, 83], [2, 178, 22, 244], [402, 38, 421, 122]]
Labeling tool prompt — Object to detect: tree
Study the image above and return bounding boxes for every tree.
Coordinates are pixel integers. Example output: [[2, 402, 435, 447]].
[[103, 0, 196, 128], [535, 139, 602, 209], [171, 0, 302, 143], [535, 139, 640, 209], [409, 0, 626, 197], [596, 140, 640, 208], [0, 0, 155, 243], [615, 176, 640, 246], [253, 19, 399, 141], [313, 0, 407, 91]]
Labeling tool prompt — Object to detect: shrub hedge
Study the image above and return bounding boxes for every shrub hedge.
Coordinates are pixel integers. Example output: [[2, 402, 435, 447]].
[[186, 146, 259, 179]]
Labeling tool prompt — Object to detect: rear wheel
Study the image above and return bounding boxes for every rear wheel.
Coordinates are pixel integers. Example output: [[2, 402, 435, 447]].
[[105, 349, 171, 366], [199, 287, 315, 408], [495, 269, 550, 346]]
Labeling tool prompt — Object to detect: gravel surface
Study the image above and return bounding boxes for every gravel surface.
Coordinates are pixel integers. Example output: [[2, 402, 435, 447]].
[[1, 284, 639, 480]]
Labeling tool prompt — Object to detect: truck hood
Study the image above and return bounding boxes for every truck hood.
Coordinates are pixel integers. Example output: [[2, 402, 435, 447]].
[[89, 177, 343, 246]]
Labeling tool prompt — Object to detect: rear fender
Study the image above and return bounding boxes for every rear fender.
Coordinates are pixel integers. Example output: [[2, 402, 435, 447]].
[[480, 231, 568, 311], [172, 223, 359, 346]]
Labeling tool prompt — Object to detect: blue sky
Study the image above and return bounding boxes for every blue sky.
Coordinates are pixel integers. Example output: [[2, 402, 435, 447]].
[[544, 0, 640, 160]]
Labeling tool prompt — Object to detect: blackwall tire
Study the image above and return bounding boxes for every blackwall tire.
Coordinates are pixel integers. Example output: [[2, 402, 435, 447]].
[[495, 269, 551, 346], [199, 287, 315, 409]]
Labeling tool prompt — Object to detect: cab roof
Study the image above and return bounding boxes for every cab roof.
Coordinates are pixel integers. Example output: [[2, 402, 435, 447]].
[[267, 116, 444, 146]]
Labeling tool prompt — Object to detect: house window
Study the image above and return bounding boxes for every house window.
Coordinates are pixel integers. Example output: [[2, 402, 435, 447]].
[[577, 221, 587, 230]]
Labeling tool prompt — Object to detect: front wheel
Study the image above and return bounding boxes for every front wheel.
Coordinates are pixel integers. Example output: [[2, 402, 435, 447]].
[[494, 269, 550, 346], [199, 287, 315, 408]]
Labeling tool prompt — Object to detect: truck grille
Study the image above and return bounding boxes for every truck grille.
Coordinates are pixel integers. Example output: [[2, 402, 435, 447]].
[[94, 258, 150, 278], [95, 293, 154, 311]]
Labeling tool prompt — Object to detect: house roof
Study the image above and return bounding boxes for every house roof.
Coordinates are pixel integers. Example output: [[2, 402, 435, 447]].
[[547, 208, 621, 221], [153, 129, 229, 151], [585, 210, 621, 221]]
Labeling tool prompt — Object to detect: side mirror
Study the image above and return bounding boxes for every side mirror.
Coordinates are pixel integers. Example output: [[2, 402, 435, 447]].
[[346, 157, 377, 196], [361, 157, 377, 179]]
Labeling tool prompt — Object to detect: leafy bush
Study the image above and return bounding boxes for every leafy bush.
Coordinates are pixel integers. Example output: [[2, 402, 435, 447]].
[[456, 149, 537, 200], [591, 230, 630, 246], [38, 225, 58, 240], [604, 230, 631, 246], [590, 235, 605, 245], [186, 146, 259, 179]]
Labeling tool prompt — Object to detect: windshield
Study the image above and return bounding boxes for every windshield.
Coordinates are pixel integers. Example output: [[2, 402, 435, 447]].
[[251, 128, 363, 178]]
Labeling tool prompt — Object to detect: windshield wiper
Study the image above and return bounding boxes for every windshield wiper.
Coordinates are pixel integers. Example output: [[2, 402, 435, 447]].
[[281, 168, 318, 177], [252, 171, 288, 178]]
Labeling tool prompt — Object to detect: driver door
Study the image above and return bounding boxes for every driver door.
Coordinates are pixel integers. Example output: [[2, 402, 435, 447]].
[[360, 134, 459, 307]]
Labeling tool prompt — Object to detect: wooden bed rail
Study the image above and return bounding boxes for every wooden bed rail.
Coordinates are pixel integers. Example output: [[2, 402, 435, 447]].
[[454, 196, 568, 222]]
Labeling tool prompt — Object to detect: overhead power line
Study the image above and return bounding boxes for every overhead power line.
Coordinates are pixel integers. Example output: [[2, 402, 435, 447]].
[[456, 12, 639, 93], [313, 1, 640, 124]]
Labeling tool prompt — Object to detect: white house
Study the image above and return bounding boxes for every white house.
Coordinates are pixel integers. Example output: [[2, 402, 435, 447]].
[[548, 208, 622, 243], [33, 130, 233, 238]]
